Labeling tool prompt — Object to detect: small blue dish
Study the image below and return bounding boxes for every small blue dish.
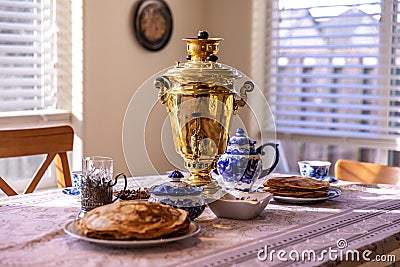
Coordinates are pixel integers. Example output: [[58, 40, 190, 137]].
[[62, 187, 80, 196]]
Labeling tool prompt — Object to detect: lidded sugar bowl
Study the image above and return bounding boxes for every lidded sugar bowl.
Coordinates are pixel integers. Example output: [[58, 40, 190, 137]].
[[155, 30, 254, 192], [217, 128, 279, 192], [148, 182, 206, 220]]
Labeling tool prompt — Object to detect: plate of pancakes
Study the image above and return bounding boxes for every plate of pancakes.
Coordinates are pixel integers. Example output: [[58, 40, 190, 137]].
[[64, 201, 200, 247], [261, 176, 341, 204]]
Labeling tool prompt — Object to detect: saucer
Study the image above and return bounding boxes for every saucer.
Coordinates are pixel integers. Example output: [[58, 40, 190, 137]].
[[62, 187, 80, 196]]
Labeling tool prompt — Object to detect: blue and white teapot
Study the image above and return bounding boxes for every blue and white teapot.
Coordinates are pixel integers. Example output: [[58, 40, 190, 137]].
[[217, 128, 279, 191]]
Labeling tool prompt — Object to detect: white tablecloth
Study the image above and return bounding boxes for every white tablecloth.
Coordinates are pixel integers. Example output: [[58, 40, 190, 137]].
[[0, 176, 399, 267]]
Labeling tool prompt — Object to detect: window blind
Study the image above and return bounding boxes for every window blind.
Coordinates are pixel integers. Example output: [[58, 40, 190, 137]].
[[268, 0, 400, 143], [0, 0, 57, 112]]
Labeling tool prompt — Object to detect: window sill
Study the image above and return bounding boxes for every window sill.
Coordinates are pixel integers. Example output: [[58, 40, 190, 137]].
[[0, 109, 71, 129]]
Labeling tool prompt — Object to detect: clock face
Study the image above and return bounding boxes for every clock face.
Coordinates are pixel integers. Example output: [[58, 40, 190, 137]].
[[134, 0, 173, 51]]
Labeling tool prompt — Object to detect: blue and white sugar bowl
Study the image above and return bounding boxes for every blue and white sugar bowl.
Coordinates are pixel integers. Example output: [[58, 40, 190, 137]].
[[147, 182, 206, 220], [217, 128, 280, 192]]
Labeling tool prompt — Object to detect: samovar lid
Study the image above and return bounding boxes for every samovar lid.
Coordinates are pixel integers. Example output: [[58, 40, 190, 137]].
[[162, 31, 242, 85], [183, 30, 222, 62]]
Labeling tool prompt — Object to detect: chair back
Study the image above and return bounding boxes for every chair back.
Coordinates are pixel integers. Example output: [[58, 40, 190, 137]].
[[334, 159, 400, 185], [0, 125, 74, 195]]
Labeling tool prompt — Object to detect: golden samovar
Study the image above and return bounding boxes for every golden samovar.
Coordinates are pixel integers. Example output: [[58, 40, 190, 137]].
[[155, 31, 253, 191]]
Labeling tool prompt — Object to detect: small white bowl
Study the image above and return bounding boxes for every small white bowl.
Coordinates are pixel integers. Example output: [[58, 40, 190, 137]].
[[207, 191, 272, 220]]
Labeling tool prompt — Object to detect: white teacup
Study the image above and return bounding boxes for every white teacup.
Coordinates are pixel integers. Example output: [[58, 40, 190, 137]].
[[298, 160, 331, 179]]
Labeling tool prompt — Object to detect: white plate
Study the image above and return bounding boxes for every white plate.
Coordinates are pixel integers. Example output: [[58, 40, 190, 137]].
[[272, 188, 342, 204], [64, 220, 200, 247]]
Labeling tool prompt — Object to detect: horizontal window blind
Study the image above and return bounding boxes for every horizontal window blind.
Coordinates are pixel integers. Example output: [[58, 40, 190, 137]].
[[0, 0, 57, 112], [268, 0, 400, 142]]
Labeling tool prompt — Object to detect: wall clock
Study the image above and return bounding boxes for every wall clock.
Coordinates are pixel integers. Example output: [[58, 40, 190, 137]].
[[133, 0, 173, 51]]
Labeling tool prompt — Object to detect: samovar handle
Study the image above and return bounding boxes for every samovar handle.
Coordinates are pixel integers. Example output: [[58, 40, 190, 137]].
[[155, 76, 171, 105], [233, 81, 254, 113]]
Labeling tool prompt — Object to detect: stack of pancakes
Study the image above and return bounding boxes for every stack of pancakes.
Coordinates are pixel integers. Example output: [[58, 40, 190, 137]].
[[76, 201, 190, 240], [263, 176, 330, 198]]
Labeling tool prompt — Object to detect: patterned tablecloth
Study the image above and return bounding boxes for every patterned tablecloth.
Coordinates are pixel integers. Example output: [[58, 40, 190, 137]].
[[0, 175, 399, 267]]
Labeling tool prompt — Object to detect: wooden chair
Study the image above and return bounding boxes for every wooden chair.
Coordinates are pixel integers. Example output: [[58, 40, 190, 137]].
[[334, 159, 400, 185], [0, 125, 74, 196]]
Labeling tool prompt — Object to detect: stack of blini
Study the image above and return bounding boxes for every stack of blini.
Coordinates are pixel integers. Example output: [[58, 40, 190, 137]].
[[76, 201, 190, 240], [262, 176, 330, 198]]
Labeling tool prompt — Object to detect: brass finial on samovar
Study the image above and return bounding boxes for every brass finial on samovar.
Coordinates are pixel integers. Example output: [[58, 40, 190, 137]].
[[155, 31, 254, 192]]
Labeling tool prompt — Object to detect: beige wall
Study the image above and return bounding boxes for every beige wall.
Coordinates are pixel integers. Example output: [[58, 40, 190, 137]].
[[82, 0, 253, 175], [202, 0, 252, 76]]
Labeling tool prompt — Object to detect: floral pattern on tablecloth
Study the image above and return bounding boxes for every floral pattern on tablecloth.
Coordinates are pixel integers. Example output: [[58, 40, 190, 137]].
[[0, 178, 399, 267]]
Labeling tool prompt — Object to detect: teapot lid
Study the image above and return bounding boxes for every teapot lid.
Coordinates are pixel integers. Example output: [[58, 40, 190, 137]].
[[161, 31, 241, 87], [226, 128, 258, 155], [148, 182, 203, 196]]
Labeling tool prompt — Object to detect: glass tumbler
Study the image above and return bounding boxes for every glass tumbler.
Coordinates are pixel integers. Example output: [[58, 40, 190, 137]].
[[80, 156, 115, 214]]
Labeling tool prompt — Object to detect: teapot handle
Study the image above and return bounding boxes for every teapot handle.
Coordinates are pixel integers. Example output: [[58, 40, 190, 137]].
[[257, 143, 280, 178]]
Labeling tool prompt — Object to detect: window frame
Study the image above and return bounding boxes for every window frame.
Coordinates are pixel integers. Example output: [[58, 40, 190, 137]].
[[251, 0, 400, 168], [0, 0, 83, 193]]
